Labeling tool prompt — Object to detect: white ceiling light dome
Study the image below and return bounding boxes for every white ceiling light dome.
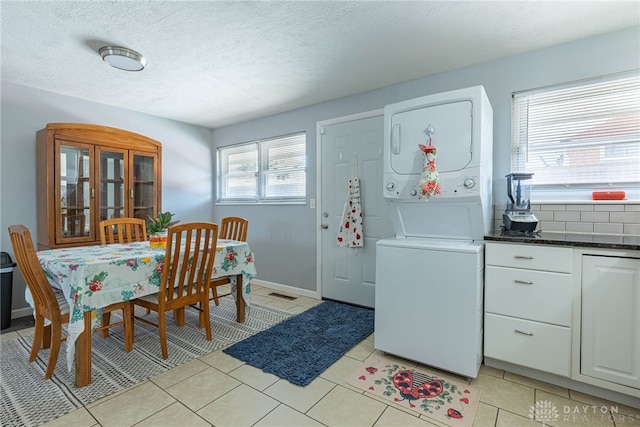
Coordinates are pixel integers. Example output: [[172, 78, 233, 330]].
[[99, 46, 146, 71]]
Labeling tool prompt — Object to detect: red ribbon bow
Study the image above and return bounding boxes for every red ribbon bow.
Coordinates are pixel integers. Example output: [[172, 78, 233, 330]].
[[419, 142, 436, 154]]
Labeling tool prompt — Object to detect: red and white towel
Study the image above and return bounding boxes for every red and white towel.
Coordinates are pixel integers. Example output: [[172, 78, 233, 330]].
[[419, 140, 441, 200], [337, 176, 364, 247]]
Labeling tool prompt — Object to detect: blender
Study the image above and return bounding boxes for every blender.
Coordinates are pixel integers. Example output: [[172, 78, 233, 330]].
[[503, 173, 538, 233]]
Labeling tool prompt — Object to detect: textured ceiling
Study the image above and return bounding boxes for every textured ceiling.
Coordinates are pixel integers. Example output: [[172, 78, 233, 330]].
[[1, 1, 639, 128]]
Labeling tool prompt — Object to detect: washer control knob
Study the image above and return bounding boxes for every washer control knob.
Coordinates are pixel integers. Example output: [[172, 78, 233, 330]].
[[463, 178, 475, 189], [410, 189, 417, 197], [385, 182, 395, 191]]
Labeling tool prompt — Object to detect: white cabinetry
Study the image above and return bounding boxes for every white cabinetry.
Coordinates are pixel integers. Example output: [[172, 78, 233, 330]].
[[581, 254, 640, 390], [484, 242, 573, 376]]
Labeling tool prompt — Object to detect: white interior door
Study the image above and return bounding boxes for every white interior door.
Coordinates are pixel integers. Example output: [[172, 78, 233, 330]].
[[319, 113, 394, 308]]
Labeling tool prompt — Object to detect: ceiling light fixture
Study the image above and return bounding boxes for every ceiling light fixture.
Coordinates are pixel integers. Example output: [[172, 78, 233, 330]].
[[99, 46, 146, 71]]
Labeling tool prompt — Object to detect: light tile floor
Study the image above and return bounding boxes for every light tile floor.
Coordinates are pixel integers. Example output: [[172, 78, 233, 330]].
[[3, 284, 639, 427]]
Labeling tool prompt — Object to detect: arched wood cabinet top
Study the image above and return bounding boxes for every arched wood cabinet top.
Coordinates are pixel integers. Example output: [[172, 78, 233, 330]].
[[41, 123, 162, 152]]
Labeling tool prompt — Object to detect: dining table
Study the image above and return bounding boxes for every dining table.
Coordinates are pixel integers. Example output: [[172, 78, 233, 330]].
[[33, 238, 256, 387]]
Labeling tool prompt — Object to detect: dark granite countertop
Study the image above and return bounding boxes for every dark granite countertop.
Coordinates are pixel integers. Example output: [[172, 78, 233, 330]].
[[485, 230, 640, 251]]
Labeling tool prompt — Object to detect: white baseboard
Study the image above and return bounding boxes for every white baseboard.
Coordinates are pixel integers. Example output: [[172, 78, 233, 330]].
[[11, 307, 33, 319], [250, 279, 320, 300]]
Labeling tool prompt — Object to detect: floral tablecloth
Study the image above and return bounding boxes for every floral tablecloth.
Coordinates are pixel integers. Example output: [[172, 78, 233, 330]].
[[33, 239, 256, 370]]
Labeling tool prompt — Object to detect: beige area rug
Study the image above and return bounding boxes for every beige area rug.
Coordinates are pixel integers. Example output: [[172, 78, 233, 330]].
[[348, 358, 481, 427], [1, 298, 293, 427]]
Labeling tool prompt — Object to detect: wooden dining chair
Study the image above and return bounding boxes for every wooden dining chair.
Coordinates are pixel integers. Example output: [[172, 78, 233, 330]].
[[210, 216, 249, 305], [132, 222, 218, 359], [99, 217, 148, 245], [8, 224, 134, 379], [99, 217, 149, 326]]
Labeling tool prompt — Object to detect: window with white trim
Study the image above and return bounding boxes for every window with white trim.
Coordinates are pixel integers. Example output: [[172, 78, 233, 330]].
[[511, 71, 640, 200], [217, 132, 306, 203]]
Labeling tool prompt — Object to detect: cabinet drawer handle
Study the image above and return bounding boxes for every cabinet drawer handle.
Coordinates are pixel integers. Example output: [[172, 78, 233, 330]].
[[514, 280, 533, 285], [514, 329, 534, 336], [514, 255, 533, 260], [130, 189, 134, 199]]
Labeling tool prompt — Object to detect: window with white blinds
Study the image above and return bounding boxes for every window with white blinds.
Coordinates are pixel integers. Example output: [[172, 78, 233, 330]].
[[511, 72, 640, 198], [217, 132, 306, 203]]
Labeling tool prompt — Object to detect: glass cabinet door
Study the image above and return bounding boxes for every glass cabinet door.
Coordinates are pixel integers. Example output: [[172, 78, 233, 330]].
[[131, 152, 158, 221], [97, 148, 127, 223], [56, 141, 93, 243]]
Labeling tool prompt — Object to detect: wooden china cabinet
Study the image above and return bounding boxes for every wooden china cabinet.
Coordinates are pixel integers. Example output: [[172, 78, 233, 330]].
[[36, 123, 162, 249]]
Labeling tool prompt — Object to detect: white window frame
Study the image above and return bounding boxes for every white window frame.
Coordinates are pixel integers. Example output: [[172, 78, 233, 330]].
[[217, 132, 307, 204], [511, 71, 640, 202]]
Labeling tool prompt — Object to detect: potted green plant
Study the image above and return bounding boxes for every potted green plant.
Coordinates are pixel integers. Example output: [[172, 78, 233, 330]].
[[147, 211, 178, 248]]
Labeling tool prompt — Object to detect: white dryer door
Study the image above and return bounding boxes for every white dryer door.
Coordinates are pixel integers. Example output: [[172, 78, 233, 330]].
[[389, 100, 472, 175]]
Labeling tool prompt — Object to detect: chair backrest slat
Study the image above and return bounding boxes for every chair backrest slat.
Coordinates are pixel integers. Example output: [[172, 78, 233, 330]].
[[220, 217, 248, 242], [99, 218, 148, 244]]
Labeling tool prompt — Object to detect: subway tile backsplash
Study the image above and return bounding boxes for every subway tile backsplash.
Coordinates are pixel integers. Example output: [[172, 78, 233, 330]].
[[493, 203, 640, 245]]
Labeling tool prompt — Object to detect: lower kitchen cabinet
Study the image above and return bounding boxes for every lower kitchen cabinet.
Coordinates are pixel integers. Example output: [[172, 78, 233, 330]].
[[485, 313, 571, 376], [581, 254, 640, 389], [484, 242, 573, 377], [485, 240, 640, 404]]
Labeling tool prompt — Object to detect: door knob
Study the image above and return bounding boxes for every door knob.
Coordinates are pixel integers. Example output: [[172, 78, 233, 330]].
[[321, 224, 329, 229]]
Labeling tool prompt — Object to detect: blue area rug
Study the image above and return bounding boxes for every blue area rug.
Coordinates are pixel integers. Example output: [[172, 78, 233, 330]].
[[223, 300, 374, 386]]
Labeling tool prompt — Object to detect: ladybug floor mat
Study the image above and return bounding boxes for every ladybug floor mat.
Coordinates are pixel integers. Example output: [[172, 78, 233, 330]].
[[348, 359, 480, 427]]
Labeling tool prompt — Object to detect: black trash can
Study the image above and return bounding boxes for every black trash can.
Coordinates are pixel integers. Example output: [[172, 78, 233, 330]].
[[1, 252, 17, 330]]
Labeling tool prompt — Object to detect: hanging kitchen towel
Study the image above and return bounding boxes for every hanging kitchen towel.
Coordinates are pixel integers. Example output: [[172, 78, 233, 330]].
[[337, 157, 364, 247], [418, 138, 441, 200], [336, 177, 364, 247]]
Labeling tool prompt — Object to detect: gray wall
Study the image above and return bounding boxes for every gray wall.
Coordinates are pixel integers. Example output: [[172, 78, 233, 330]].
[[1, 83, 213, 313], [2, 26, 638, 316], [212, 26, 640, 292]]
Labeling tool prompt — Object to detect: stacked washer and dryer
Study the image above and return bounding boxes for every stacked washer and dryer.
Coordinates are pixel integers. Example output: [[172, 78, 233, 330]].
[[374, 86, 493, 379]]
